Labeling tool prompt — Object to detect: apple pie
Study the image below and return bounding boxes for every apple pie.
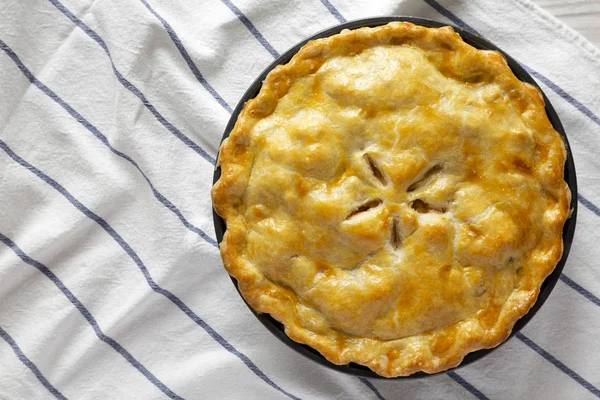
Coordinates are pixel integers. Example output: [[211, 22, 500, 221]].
[[211, 22, 571, 377]]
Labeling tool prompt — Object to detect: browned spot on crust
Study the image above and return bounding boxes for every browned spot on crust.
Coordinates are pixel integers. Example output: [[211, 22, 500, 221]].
[[430, 326, 457, 356], [294, 176, 310, 196], [512, 157, 532, 174]]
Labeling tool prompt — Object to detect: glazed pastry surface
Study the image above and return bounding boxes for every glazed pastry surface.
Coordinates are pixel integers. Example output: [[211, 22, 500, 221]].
[[212, 22, 570, 376]]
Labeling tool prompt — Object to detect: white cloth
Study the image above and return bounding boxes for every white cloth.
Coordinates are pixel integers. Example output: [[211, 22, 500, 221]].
[[1, 0, 599, 398]]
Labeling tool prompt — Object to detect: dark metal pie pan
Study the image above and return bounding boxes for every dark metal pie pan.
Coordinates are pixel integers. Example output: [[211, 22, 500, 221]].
[[212, 16, 578, 379]]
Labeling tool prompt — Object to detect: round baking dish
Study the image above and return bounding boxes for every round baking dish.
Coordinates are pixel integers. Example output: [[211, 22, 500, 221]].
[[212, 16, 578, 379]]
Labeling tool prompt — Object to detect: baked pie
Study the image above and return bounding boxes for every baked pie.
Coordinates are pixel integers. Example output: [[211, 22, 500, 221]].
[[212, 22, 571, 377]]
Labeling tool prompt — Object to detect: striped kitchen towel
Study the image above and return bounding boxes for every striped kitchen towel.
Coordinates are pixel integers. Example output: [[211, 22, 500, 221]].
[[1, 0, 599, 398]]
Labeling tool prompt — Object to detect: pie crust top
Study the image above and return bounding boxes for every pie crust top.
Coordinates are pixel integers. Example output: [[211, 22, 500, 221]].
[[212, 22, 571, 377]]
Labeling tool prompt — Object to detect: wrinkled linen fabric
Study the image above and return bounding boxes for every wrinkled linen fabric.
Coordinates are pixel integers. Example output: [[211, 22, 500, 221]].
[[0, 0, 599, 399]]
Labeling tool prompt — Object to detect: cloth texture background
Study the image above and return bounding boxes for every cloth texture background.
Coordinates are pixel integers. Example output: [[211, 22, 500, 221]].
[[0, 0, 599, 399]]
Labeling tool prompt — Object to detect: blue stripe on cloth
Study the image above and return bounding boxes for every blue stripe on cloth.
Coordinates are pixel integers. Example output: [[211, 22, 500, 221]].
[[320, 0, 346, 23], [580, 198, 600, 221], [560, 275, 600, 307], [219, 0, 280, 58], [516, 332, 600, 398], [524, 67, 600, 129], [579, 193, 600, 218], [447, 371, 489, 400], [0, 233, 182, 400], [47, 0, 217, 165], [0, 38, 217, 248], [357, 377, 385, 400], [139, 0, 233, 114], [0, 326, 68, 400], [0, 140, 301, 400], [421, 0, 483, 34]]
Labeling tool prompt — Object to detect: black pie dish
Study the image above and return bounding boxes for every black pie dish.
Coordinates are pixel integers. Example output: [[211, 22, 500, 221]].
[[212, 16, 578, 379]]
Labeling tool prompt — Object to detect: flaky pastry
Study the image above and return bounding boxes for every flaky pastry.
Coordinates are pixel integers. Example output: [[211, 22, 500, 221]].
[[212, 22, 571, 377]]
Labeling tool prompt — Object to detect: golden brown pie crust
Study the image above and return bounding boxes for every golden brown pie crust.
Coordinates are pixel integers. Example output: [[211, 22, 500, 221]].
[[212, 22, 571, 377]]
